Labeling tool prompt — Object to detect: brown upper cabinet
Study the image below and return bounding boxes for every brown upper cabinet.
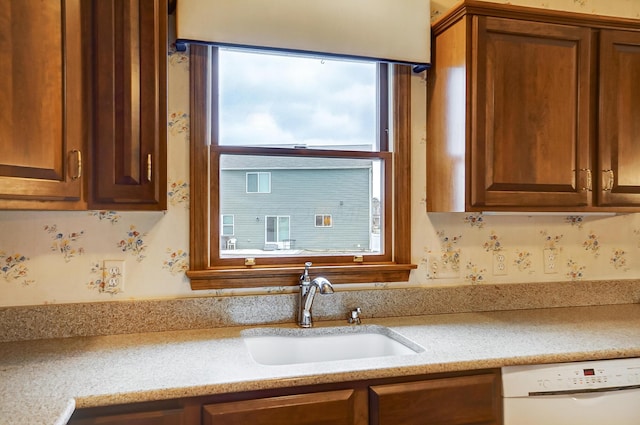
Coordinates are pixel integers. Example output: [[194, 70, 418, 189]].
[[90, 0, 167, 210], [427, 0, 640, 212], [598, 29, 640, 207], [0, 0, 167, 211], [0, 0, 87, 210]]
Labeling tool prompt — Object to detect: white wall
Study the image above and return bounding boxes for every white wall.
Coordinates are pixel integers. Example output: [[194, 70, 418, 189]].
[[1, 0, 639, 307]]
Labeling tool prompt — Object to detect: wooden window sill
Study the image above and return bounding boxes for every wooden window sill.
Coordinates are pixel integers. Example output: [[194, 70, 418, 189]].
[[187, 263, 417, 290]]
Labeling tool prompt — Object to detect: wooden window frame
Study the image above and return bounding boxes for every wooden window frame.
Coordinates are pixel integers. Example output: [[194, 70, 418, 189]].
[[187, 45, 416, 289]]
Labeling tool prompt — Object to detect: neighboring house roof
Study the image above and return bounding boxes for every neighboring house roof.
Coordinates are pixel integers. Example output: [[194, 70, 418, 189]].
[[220, 154, 374, 170]]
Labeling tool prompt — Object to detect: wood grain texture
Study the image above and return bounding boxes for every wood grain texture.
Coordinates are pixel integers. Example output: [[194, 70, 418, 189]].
[[598, 29, 640, 207], [0, 0, 86, 208], [427, 1, 640, 212], [426, 17, 469, 212], [69, 409, 184, 425], [90, 0, 167, 210], [189, 45, 213, 272], [188, 54, 417, 288], [370, 373, 502, 425], [69, 370, 501, 425], [393, 65, 412, 265], [203, 390, 358, 425], [472, 16, 593, 208]]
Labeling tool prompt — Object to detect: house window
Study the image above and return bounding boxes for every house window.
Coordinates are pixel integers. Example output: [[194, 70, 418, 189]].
[[188, 45, 415, 288], [315, 214, 332, 228], [221, 215, 234, 236], [266, 216, 290, 243], [246, 172, 270, 193], [218, 48, 383, 259]]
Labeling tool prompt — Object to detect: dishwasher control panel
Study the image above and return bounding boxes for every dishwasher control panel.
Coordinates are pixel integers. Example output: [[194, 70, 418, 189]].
[[503, 357, 640, 396]]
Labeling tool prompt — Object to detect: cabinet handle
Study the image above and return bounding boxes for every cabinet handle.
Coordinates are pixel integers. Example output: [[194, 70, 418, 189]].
[[69, 150, 82, 180], [146, 154, 152, 182], [603, 169, 614, 192], [579, 168, 592, 192]]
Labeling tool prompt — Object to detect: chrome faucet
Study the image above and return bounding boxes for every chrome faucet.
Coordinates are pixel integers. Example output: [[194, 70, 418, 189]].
[[298, 262, 334, 328]]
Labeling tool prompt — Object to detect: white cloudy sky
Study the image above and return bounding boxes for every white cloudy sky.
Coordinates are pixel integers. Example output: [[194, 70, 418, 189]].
[[218, 48, 378, 150]]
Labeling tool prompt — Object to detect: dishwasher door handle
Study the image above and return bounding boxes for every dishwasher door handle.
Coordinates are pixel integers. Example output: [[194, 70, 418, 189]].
[[528, 384, 640, 397]]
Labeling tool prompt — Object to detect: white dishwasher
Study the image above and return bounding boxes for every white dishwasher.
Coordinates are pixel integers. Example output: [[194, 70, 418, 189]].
[[502, 357, 640, 424]]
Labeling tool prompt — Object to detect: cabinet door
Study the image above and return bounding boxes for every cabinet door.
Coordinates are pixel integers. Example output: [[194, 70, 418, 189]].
[[91, 0, 167, 210], [203, 389, 360, 425], [0, 0, 86, 209], [68, 408, 184, 425], [598, 29, 640, 207], [472, 16, 593, 209], [369, 373, 501, 425]]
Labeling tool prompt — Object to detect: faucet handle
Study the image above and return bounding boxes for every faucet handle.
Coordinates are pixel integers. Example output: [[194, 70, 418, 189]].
[[348, 307, 362, 325], [300, 261, 313, 284]]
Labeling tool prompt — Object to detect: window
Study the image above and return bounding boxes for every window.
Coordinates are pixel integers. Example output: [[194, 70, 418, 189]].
[[221, 215, 234, 236], [246, 172, 270, 193], [315, 214, 332, 228], [266, 216, 290, 244], [188, 45, 415, 289]]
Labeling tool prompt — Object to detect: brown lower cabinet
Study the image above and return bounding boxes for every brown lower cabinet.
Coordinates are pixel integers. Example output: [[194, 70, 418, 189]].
[[369, 373, 500, 425], [203, 389, 364, 425], [68, 369, 502, 425]]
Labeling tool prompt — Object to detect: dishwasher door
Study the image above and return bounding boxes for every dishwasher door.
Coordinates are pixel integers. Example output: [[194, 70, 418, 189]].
[[504, 388, 640, 424]]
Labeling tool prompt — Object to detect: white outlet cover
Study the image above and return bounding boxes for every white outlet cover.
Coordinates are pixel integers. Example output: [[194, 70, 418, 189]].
[[103, 260, 125, 292], [543, 248, 559, 274], [492, 250, 508, 276]]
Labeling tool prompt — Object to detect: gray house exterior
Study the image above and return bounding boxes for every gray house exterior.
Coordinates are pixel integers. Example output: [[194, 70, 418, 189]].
[[219, 155, 376, 254]]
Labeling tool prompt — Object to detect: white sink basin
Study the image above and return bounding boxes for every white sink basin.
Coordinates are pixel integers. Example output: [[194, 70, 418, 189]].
[[242, 325, 424, 366]]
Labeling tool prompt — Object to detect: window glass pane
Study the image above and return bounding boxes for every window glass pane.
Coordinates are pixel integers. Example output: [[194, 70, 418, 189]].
[[218, 48, 378, 151], [258, 173, 271, 193], [246, 173, 258, 193], [221, 215, 234, 237], [314, 214, 333, 227], [265, 216, 276, 243], [220, 154, 383, 258], [278, 217, 290, 241]]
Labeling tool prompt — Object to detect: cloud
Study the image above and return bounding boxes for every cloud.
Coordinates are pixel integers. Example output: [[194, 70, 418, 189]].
[[218, 48, 377, 148]]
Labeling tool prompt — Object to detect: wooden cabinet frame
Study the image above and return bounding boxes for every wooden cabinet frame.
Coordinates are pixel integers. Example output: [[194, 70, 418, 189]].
[[69, 369, 502, 425], [90, 0, 167, 210], [0, 0, 87, 209], [0, 0, 168, 211], [427, 0, 640, 212]]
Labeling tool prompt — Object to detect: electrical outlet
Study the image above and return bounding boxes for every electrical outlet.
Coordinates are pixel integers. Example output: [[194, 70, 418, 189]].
[[493, 250, 508, 276], [543, 249, 558, 274], [103, 260, 125, 292]]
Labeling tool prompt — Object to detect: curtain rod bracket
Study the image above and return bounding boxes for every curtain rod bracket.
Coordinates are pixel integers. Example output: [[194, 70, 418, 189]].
[[412, 64, 430, 73], [175, 41, 188, 52]]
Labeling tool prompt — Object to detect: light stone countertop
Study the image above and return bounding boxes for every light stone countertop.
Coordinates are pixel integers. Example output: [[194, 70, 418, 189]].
[[2, 303, 640, 425]]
